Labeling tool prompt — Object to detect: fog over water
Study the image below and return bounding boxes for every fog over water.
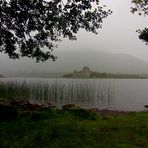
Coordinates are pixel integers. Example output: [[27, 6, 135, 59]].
[[0, 0, 148, 76]]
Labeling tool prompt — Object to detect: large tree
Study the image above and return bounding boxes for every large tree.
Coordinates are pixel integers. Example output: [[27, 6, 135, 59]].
[[0, 0, 112, 62], [131, 0, 148, 44]]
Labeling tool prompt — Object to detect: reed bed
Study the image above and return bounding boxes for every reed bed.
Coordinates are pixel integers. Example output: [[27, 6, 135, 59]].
[[0, 79, 114, 108]]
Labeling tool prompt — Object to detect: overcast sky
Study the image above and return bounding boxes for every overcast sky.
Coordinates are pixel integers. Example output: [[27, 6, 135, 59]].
[[0, 0, 148, 73], [57, 0, 148, 61]]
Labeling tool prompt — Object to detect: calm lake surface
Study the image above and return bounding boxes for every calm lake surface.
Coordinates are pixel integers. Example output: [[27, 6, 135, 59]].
[[1, 77, 148, 111]]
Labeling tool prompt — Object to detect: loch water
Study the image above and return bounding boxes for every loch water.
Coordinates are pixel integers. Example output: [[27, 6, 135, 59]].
[[1, 77, 148, 111]]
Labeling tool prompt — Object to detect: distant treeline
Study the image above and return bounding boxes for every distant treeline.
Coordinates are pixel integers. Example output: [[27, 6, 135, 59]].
[[63, 72, 147, 79], [0, 74, 4, 78], [63, 73, 73, 78], [90, 72, 140, 79]]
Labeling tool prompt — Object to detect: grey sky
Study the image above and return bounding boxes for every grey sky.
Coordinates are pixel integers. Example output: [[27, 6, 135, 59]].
[[0, 0, 148, 74], [57, 0, 148, 61]]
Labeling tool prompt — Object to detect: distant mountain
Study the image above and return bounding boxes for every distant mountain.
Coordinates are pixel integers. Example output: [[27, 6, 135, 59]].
[[1, 50, 148, 77], [50, 50, 148, 74]]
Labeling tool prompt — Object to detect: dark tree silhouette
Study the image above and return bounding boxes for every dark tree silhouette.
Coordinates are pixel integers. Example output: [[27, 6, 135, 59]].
[[0, 0, 112, 62], [131, 0, 148, 44]]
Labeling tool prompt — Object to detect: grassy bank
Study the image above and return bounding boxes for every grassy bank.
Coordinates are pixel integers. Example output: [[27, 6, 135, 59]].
[[1, 107, 148, 148]]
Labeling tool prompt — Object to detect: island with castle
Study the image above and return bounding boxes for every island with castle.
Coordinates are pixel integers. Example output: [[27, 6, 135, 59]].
[[73, 66, 91, 78], [62, 66, 146, 79]]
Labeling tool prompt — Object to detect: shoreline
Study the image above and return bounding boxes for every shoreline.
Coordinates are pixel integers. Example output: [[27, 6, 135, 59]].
[[2, 76, 148, 79], [1, 99, 147, 118]]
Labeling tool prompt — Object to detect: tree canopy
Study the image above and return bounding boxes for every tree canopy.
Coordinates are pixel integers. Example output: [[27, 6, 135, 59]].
[[131, 0, 148, 44], [0, 0, 112, 62]]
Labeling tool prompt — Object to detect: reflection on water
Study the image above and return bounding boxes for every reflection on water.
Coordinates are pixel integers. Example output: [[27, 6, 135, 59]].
[[0, 78, 114, 110]]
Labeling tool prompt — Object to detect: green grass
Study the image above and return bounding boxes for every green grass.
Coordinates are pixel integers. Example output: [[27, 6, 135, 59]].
[[1, 109, 148, 148]]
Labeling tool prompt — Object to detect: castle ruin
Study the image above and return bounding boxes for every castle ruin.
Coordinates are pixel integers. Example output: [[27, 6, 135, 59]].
[[73, 66, 91, 78]]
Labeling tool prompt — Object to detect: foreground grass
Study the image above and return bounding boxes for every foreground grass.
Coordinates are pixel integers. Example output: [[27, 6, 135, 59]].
[[0, 109, 148, 148]]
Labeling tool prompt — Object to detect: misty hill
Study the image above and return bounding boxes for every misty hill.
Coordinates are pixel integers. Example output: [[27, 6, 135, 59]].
[[51, 50, 148, 74], [1, 50, 148, 77]]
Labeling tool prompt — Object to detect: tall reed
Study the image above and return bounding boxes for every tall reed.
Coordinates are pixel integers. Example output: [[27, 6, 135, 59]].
[[0, 79, 114, 109]]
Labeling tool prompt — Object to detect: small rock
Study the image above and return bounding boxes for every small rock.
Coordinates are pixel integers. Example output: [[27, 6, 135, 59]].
[[10, 99, 30, 106], [62, 104, 76, 110], [144, 105, 148, 108]]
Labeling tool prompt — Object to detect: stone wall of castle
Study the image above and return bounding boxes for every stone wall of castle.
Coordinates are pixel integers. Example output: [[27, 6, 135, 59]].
[[73, 67, 91, 78]]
